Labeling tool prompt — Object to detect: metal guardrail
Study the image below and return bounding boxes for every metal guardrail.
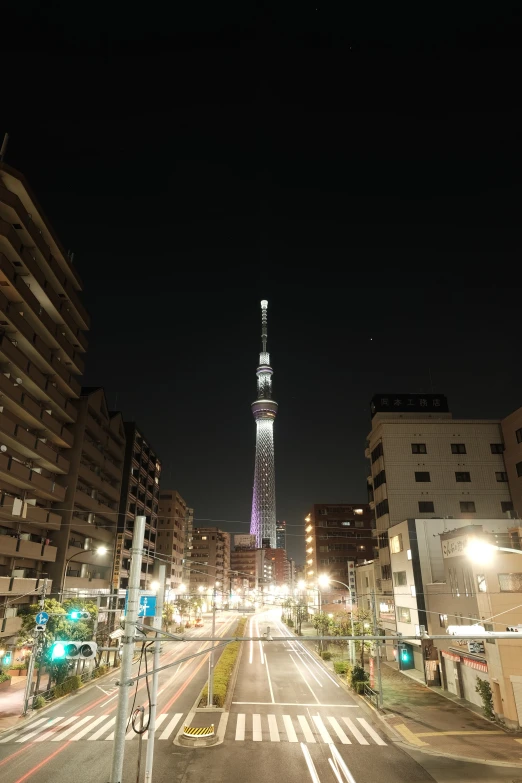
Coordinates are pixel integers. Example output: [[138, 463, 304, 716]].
[[363, 683, 380, 707], [28, 664, 109, 708]]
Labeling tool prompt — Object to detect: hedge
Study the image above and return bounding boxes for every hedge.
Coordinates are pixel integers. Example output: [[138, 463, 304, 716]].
[[33, 695, 46, 709], [333, 660, 351, 676], [200, 617, 247, 708], [0, 673, 11, 684], [53, 674, 82, 698]]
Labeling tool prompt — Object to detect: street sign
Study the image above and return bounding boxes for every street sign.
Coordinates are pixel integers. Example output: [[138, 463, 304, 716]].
[[109, 628, 124, 640], [35, 612, 49, 625], [35, 624, 45, 632], [124, 592, 157, 618]]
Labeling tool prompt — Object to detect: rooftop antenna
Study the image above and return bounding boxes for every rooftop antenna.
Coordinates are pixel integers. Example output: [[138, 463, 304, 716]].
[[260, 299, 268, 353], [0, 133, 9, 162]]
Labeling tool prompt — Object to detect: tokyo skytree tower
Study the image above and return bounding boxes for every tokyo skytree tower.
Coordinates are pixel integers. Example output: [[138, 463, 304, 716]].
[[250, 300, 278, 549]]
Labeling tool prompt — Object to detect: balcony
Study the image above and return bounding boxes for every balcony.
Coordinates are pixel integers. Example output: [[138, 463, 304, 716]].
[[0, 576, 50, 596], [63, 576, 110, 591], [78, 462, 120, 503], [74, 489, 117, 525], [0, 534, 57, 562], [0, 616, 22, 637]]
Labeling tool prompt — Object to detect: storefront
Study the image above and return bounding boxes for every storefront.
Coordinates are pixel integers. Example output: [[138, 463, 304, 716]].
[[441, 649, 488, 707]]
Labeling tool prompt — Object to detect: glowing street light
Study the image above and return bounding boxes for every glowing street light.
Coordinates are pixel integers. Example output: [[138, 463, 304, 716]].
[[465, 538, 522, 565], [150, 581, 160, 592], [298, 580, 306, 590], [198, 585, 205, 593]]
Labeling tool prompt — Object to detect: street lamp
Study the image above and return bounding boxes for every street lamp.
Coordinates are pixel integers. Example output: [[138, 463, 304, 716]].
[[319, 574, 357, 665], [150, 581, 160, 592], [61, 546, 111, 596], [465, 539, 522, 564]]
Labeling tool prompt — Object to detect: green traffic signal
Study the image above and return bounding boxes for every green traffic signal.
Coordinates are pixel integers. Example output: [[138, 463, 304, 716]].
[[2, 651, 12, 666], [51, 641, 66, 660], [68, 610, 90, 621]]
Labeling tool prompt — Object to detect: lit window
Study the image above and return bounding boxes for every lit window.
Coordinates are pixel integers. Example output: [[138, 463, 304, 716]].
[[306, 525, 312, 533], [307, 559, 313, 565], [202, 536, 207, 540], [410, 585, 416, 596], [354, 509, 363, 515], [308, 570, 314, 575], [306, 547, 313, 554], [407, 549, 412, 560], [306, 536, 312, 543], [390, 534, 403, 554], [397, 606, 411, 623]]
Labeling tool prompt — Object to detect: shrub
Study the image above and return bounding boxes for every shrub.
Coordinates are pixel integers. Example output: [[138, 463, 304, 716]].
[[200, 617, 247, 708], [9, 663, 27, 671], [0, 672, 11, 684], [321, 651, 332, 661], [33, 696, 46, 709], [475, 677, 494, 719], [333, 661, 350, 676], [349, 664, 369, 691], [92, 665, 108, 679], [286, 618, 294, 627]]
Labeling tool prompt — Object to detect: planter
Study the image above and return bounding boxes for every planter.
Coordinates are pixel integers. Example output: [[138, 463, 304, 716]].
[[0, 678, 12, 691], [8, 668, 26, 677]]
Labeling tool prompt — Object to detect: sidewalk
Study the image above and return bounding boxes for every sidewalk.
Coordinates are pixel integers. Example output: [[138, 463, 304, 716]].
[[296, 619, 522, 765], [0, 674, 34, 732]]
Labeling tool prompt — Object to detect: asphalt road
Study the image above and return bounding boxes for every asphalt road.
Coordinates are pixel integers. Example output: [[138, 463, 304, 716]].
[[1, 607, 518, 783]]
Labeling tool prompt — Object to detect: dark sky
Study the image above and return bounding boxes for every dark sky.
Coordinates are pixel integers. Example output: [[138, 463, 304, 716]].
[[2, 3, 521, 563]]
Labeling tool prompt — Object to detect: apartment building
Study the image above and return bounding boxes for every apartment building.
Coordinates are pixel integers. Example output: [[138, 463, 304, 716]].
[[189, 527, 230, 594], [47, 388, 125, 595], [183, 506, 193, 583], [276, 521, 286, 550], [0, 162, 88, 639], [263, 547, 288, 587], [304, 503, 374, 586], [157, 489, 189, 591], [115, 424, 161, 591], [366, 393, 513, 639], [230, 546, 264, 591], [425, 525, 522, 728], [501, 405, 522, 519]]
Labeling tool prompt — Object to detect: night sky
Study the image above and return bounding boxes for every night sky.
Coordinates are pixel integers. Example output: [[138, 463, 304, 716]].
[[2, 3, 521, 563]]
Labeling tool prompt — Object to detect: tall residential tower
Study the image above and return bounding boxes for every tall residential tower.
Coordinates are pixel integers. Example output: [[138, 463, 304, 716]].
[[250, 300, 278, 548]]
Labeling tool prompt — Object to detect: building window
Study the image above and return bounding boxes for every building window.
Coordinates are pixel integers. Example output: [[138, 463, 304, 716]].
[[371, 442, 383, 464], [381, 565, 391, 581], [373, 469, 386, 489], [365, 576, 369, 587], [502, 501, 514, 513], [418, 501, 434, 513], [415, 472, 430, 482], [449, 567, 459, 597], [490, 443, 504, 454], [407, 549, 412, 560], [393, 571, 407, 586], [516, 428, 522, 444], [451, 443, 467, 454], [376, 499, 389, 518], [397, 606, 411, 624], [390, 534, 403, 554], [439, 613, 447, 628], [460, 501, 476, 513], [484, 622, 496, 645], [517, 461, 522, 478], [411, 443, 427, 454], [378, 532, 388, 549], [496, 472, 509, 482], [498, 573, 522, 592], [455, 471, 471, 482]]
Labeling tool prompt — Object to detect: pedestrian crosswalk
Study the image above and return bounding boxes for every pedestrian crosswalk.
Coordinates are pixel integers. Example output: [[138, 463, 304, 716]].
[[0, 711, 387, 747], [230, 713, 387, 746]]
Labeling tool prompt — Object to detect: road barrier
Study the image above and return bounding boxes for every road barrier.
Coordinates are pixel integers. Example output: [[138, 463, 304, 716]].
[[183, 724, 215, 737]]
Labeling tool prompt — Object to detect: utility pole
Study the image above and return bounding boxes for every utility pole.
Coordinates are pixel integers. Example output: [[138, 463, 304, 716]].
[[144, 564, 165, 783], [110, 516, 145, 783], [23, 578, 47, 715], [207, 585, 217, 708], [371, 591, 383, 709]]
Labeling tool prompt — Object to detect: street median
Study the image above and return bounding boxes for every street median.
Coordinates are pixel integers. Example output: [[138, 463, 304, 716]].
[[199, 616, 247, 708]]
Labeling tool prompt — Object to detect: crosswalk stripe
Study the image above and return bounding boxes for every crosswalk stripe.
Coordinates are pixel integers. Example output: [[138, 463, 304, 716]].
[[35, 716, 77, 741], [89, 717, 115, 740], [0, 718, 47, 744], [142, 713, 168, 740], [312, 715, 333, 744], [126, 714, 149, 741], [297, 715, 316, 743], [70, 715, 109, 741], [357, 718, 386, 746], [16, 717, 64, 743], [159, 712, 183, 740], [252, 714, 262, 741], [235, 714, 245, 741], [52, 716, 94, 741], [267, 715, 280, 742], [327, 717, 351, 744], [283, 714, 298, 742], [342, 717, 369, 745]]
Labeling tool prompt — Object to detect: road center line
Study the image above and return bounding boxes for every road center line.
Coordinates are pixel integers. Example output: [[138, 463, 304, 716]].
[[265, 656, 275, 703]]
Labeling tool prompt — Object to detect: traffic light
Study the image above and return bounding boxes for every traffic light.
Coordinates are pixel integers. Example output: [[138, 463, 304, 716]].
[[398, 643, 413, 668], [506, 626, 522, 632], [2, 650, 12, 666], [50, 641, 97, 660], [67, 610, 90, 621]]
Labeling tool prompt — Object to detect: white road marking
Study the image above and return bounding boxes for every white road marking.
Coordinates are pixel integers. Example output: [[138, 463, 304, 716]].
[[16, 717, 64, 742], [300, 742, 321, 783], [52, 715, 94, 741], [297, 715, 316, 743], [282, 714, 298, 742], [159, 712, 183, 740], [327, 717, 351, 744], [289, 655, 320, 703], [235, 713, 245, 741], [312, 715, 333, 744], [294, 652, 323, 687], [252, 713, 262, 741], [267, 714, 280, 742], [356, 718, 386, 745], [0, 717, 47, 743], [216, 712, 229, 742], [265, 657, 275, 703], [70, 714, 109, 741], [90, 717, 115, 740], [249, 619, 254, 664], [232, 702, 357, 707], [342, 717, 368, 745], [330, 745, 358, 782], [142, 713, 168, 739], [35, 716, 77, 741]]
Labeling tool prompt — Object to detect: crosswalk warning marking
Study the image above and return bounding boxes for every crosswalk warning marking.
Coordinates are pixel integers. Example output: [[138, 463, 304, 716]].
[[297, 716, 316, 743], [283, 715, 298, 743], [182, 724, 214, 737], [35, 716, 76, 742], [159, 713, 183, 740], [342, 717, 369, 746], [52, 716, 93, 742], [327, 717, 351, 745], [70, 715, 109, 741]]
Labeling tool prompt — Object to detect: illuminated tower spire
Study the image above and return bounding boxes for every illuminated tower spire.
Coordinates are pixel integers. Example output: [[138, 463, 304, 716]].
[[250, 300, 278, 548]]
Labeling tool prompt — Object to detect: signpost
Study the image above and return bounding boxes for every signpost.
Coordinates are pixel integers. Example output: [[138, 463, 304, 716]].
[[35, 611, 49, 626], [124, 592, 157, 618]]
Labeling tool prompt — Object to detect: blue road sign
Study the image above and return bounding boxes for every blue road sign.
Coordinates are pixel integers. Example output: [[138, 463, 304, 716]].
[[35, 611, 49, 625], [124, 592, 157, 618]]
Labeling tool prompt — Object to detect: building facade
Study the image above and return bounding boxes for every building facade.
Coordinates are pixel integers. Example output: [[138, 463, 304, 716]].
[[367, 393, 513, 639], [425, 525, 522, 727], [250, 300, 278, 548], [230, 546, 264, 591], [47, 388, 125, 596], [501, 405, 522, 519], [304, 503, 374, 586], [263, 547, 288, 587], [183, 506, 193, 583], [276, 521, 286, 550], [115, 423, 161, 591], [0, 162, 89, 639], [157, 490, 189, 592], [190, 527, 230, 595]]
